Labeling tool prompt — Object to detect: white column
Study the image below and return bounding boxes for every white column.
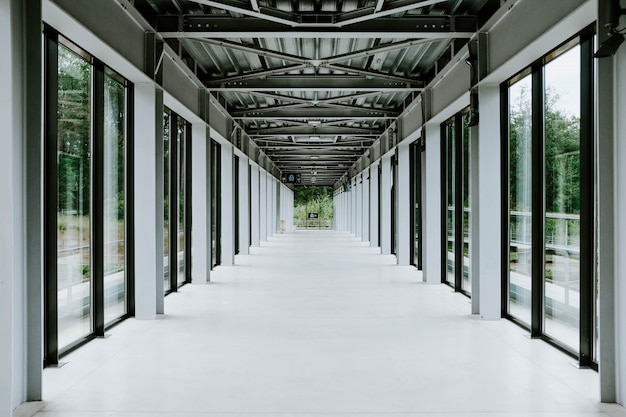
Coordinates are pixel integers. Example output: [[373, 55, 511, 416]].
[[238, 156, 250, 254], [597, 7, 617, 400], [2, 0, 42, 409], [271, 179, 277, 235], [250, 164, 260, 247], [370, 162, 380, 248], [191, 123, 209, 283], [355, 175, 362, 239], [423, 123, 441, 284], [380, 156, 392, 254], [220, 143, 234, 265], [397, 143, 411, 265], [259, 170, 267, 241], [134, 83, 163, 317], [476, 85, 501, 319], [288, 187, 294, 232], [363, 171, 370, 242], [615, 41, 626, 404]]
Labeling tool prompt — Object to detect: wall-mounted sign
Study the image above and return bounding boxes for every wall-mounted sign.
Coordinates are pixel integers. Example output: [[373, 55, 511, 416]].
[[308, 213, 319, 219]]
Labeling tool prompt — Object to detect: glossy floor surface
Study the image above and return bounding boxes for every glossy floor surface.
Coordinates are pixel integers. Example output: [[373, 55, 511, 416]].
[[36, 232, 626, 417]]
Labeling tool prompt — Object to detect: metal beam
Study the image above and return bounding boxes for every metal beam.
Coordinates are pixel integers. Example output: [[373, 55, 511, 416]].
[[161, 16, 477, 39], [248, 126, 382, 135], [209, 64, 309, 83], [187, 0, 299, 26], [323, 63, 418, 84], [207, 75, 422, 91], [323, 38, 443, 64], [250, 0, 260, 12], [190, 37, 310, 64], [336, 0, 448, 26], [232, 107, 398, 119]]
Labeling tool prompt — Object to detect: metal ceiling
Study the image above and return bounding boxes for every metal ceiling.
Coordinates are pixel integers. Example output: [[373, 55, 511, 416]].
[[131, 0, 500, 185]]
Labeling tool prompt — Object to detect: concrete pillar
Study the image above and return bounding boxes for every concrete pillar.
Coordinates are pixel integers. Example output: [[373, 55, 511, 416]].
[[250, 164, 260, 247], [191, 123, 210, 283], [266, 176, 274, 237], [380, 156, 392, 255], [370, 162, 380, 248], [134, 83, 164, 317], [423, 123, 441, 284], [220, 144, 234, 265], [259, 170, 267, 241], [397, 143, 411, 265], [238, 155, 250, 255], [477, 85, 501, 320]]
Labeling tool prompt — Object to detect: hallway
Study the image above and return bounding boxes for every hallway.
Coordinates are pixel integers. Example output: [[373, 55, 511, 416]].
[[37, 231, 618, 417]]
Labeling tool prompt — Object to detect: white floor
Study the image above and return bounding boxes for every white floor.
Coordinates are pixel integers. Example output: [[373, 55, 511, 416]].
[[34, 231, 626, 417]]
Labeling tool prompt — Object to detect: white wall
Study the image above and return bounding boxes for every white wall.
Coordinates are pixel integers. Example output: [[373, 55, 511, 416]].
[[238, 155, 250, 255], [423, 123, 441, 284], [370, 162, 380, 248], [134, 83, 162, 317], [191, 123, 209, 282], [250, 164, 260, 246], [220, 144, 234, 265], [397, 144, 411, 265]]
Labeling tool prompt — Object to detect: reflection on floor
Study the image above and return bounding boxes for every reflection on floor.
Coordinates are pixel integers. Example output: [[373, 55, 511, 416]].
[[36, 231, 626, 417]]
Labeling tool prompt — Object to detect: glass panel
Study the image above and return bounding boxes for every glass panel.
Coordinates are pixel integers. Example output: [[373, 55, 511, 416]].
[[57, 44, 92, 349], [446, 121, 456, 285], [508, 74, 533, 325], [103, 73, 126, 324], [543, 45, 580, 350], [211, 140, 220, 268], [163, 111, 170, 293], [177, 119, 186, 286], [413, 145, 421, 267], [462, 114, 471, 293]]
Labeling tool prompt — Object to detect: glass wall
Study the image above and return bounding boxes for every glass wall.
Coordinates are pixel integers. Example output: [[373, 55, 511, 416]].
[[211, 139, 221, 268], [163, 109, 190, 292], [56, 43, 93, 349], [103, 70, 127, 324], [177, 118, 186, 286], [444, 119, 456, 285], [163, 111, 170, 293], [441, 110, 472, 294], [502, 32, 595, 365], [410, 141, 422, 269], [45, 31, 133, 363], [543, 45, 581, 350], [507, 71, 533, 325]]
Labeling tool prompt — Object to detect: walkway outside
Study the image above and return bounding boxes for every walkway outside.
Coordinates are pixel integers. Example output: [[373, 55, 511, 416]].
[[34, 231, 625, 417]]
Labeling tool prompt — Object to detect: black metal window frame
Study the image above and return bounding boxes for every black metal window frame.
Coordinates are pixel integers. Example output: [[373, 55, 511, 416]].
[[500, 26, 596, 368], [440, 108, 471, 296], [409, 141, 423, 270], [164, 109, 192, 294], [211, 139, 222, 268], [43, 27, 135, 366]]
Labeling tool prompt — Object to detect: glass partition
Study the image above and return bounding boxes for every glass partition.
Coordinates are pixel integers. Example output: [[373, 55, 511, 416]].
[[507, 72, 533, 326], [103, 71, 126, 324], [543, 45, 581, 350], [57, 44, 93, 349]]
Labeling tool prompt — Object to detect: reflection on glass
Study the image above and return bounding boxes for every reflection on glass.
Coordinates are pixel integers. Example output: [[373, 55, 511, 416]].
[[446, 121, 455, 284], [543, 46, 580, 350], [177, 119, 186, 285], [57, 44, 92, 349], [163, 111, 170, 293], [508, 73, 533, 325], [103, 73, 126, 324], [211, 140, 221, 268], [462, 114, 471, 293]]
